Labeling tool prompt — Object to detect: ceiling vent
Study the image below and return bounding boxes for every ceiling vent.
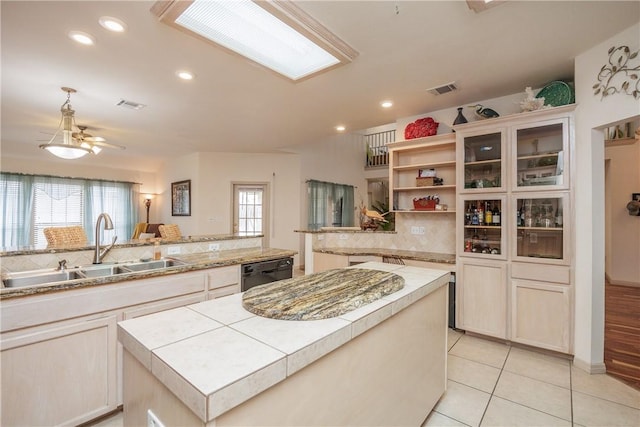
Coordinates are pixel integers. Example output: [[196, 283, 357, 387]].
[[427, 82, 458, 96], [116, 99, 146, 110]]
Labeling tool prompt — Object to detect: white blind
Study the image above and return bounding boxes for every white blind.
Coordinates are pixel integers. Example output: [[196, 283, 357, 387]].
[[33, 181, 84, 247]]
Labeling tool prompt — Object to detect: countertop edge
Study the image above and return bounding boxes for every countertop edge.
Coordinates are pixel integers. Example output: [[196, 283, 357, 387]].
[[314, 247, 455, 264]]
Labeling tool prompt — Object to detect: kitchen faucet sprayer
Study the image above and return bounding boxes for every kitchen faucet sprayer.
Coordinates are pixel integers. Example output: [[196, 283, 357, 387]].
[[93, 213, 117, 264]]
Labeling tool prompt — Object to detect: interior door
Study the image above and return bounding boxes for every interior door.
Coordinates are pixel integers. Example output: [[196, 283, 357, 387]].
[[233, 184, 269, 247]]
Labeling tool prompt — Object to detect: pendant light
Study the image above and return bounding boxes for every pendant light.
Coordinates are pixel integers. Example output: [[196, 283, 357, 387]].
[[40, 87, 93, 159]]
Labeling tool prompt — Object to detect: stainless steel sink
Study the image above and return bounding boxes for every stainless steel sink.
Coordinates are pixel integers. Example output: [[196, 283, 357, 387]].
[[116, 259, 186, 273], [2, 258, 188, 288], [3, 269, 86, 288]]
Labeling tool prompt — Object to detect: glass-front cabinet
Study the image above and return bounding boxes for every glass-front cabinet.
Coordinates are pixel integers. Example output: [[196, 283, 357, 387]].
[[513, 193, 569, 264], [461, 130, 505, 192], [513, 119, 570, 191], [459, 195, 507, 260]]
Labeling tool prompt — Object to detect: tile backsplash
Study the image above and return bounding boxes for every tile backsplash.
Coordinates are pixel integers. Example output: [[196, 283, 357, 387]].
[[1, 237, 262, 273]]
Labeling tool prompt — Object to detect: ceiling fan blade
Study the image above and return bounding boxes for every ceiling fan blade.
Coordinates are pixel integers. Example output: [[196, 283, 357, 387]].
[[90, 140, 126, 150], [83, 136, 106, 142]]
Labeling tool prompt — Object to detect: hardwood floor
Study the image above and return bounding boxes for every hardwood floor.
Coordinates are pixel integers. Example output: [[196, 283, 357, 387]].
[[604, 281, 640, 389]]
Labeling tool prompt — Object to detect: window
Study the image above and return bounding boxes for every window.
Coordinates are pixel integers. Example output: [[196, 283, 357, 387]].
[[0, 173, 137, 248], [307, 180, 355, 229]]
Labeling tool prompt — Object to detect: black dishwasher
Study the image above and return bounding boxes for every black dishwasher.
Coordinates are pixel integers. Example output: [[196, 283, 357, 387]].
[[241, 257, 293, 291]]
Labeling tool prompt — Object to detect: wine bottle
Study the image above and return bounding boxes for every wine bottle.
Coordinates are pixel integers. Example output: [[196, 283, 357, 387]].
[[493, 205, 500, 225]]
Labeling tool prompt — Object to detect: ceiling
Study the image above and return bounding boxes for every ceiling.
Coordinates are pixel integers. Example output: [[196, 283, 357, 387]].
[[2, 1, 639, 172]]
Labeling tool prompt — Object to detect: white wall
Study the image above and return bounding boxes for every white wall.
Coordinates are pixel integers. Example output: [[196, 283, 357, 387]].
[[160, 151, 302, 264], [574, 22, 640, 373]]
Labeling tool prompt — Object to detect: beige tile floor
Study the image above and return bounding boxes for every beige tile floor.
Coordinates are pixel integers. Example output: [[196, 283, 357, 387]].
[[423, 328, 640, 427], [92, 328, 639, 427]]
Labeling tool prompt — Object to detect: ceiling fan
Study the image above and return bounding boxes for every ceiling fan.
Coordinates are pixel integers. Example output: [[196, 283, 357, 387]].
[[39, 87, 126, 159], [72, 125, 125, 153]]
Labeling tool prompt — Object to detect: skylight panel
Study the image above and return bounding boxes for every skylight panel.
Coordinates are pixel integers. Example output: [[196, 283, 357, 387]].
[[152, 0, 357, 82]]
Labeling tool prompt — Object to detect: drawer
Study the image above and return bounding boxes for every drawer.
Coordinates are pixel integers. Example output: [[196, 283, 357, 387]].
[[511, 262, 570, 284]]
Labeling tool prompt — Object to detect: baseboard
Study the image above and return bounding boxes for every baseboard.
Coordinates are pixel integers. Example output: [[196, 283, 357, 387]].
[[573, 357, 607, 374], [606, 278, 640, 288]]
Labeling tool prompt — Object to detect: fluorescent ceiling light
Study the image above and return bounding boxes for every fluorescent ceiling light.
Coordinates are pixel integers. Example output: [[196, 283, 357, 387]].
[[152, 0, 358, 82]]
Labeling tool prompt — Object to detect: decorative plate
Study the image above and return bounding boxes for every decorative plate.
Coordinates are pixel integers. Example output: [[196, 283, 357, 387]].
[[536, 81, 574, 107]]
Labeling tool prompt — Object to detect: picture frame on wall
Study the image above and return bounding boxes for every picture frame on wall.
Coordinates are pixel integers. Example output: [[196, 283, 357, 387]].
[[171, 180, 191, 216]]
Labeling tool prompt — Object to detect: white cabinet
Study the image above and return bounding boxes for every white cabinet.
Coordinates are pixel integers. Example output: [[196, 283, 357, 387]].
[[207, 265, 241, 299], [458, 258, 508, 339], [455, 105, 575, 351], [1, 314, 118, 426], [0, 264, 244, 425]]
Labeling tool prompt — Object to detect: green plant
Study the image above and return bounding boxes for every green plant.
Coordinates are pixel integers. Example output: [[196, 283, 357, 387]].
[[371, 200, 395, 231]]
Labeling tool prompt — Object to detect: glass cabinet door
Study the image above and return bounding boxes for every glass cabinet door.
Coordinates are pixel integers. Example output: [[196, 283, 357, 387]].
[[514, 193, 569, 263], [514, 121, 569, 190], [461, 196, 506, 259], [463, 132, 504, 191]]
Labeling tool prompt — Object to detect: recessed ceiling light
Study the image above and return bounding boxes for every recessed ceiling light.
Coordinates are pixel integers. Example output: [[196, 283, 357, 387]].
[[99, 16, 127, 33], [68, 31, 95, 46], [176, 70, 195, 80], [336, 125, 346, 132], [381, 101, 393, 108]]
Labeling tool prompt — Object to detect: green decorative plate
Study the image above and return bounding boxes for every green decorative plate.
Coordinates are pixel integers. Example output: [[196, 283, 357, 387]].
[[536, 81, 574, 107]]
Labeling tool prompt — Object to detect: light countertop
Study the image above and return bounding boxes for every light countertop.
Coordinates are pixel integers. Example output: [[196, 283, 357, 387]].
[[118, 262, 450, 422]]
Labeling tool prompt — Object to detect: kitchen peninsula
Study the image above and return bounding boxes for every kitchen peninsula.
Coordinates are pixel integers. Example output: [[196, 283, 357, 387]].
[[119, 262, 450, 426]]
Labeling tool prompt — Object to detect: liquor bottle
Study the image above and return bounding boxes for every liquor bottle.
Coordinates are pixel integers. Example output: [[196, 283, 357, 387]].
[[485, 202, 492, 225], [471, 207, 479, 225], [478, 205, 484, 225], [493, 205, 500, 225]]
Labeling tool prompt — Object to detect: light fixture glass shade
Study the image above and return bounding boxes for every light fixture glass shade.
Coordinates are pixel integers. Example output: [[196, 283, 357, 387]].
[[174, 0, 340, 81], [41, 144, 91, 159]]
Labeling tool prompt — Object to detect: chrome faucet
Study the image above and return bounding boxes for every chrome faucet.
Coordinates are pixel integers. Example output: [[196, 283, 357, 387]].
[[93, 213, 117, 264]]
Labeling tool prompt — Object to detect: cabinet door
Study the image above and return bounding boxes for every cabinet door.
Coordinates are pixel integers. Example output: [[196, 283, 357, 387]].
[[458, 128, 507, 193], [1, 315, 118, 426], [511, 279, 571, 353], [207, 265, 240, 291], [512, 192, 570, 265], [313, 252, 349, 273], [511, 118, 570, 191], [458, 195, 507, 260], [458, 259, 507, 339]]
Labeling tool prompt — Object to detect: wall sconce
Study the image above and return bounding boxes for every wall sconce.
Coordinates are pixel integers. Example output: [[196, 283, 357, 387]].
[[144, 194, 155, 223]]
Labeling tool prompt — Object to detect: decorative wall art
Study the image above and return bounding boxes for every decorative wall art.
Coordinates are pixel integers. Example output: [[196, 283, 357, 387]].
[[593, 45, 640, 99], [171, 180, 191, 216]]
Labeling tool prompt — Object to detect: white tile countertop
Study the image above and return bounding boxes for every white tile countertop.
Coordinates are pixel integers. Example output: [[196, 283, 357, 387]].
[[118, 262, 450, 423]]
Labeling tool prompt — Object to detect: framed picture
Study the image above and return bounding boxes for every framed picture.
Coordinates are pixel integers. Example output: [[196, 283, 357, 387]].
[[171, 180, 191, 216]]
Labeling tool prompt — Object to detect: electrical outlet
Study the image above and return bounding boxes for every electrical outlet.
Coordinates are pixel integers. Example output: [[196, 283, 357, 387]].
[[147, 409, 165, 427], [339, 233, 348, 240], [167, 246, 181, 255], [209, 243, 220, 251], [411, 226, 425, 235]]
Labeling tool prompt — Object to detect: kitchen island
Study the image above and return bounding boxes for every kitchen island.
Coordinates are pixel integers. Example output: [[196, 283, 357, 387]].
[[119, 262, 449, 426]]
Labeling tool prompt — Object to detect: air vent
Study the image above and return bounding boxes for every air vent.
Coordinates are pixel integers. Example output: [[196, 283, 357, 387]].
[[426, 82, 458, 96], [116, 99, 146, 110]]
